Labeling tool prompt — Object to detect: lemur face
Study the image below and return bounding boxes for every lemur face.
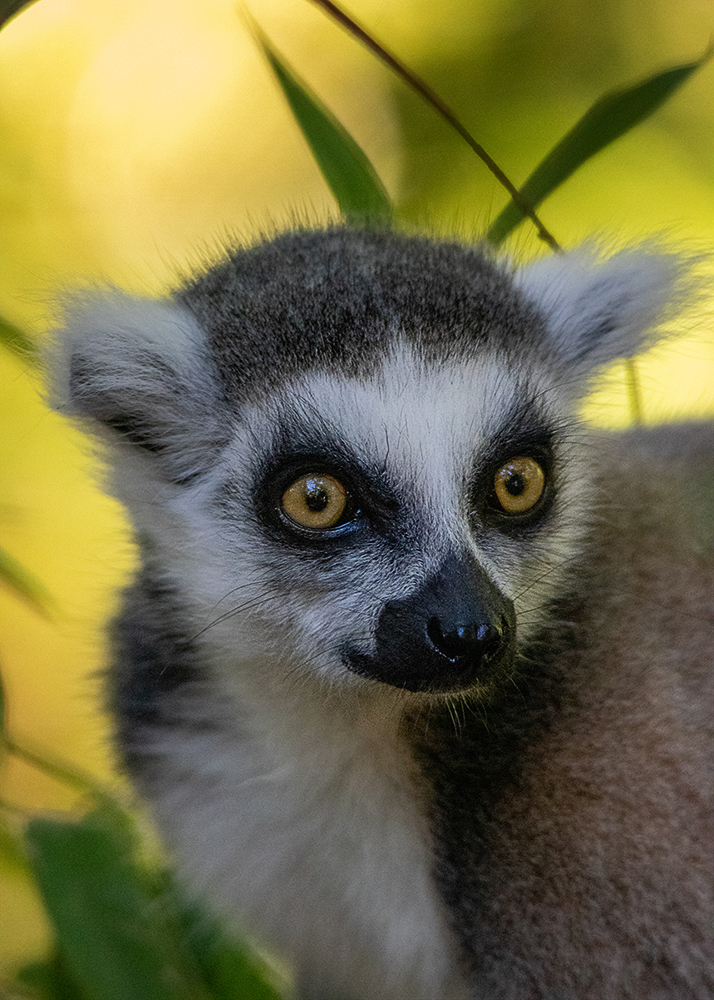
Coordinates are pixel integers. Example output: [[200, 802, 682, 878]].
[[184, 347, 588, 699], [50, 228, 682, 700]]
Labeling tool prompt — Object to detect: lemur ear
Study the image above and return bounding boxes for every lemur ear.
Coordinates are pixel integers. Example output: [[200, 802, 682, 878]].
[[515, 246, 687, 376], [47, 294, 229, 483]]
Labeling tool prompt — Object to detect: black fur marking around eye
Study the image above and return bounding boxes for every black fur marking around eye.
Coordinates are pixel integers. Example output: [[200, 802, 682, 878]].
[[250, 416, 405, 550], [469, 402, 558, 533]]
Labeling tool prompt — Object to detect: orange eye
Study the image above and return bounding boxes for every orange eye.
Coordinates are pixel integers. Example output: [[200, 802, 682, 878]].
[[281, 474, 349, 530], [493, 457, 545, 514]]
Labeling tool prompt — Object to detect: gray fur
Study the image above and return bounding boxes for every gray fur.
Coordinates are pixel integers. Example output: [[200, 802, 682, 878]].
[[47, 227, 712, 999]]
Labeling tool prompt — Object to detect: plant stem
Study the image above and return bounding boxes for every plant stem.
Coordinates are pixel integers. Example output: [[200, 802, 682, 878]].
[[306, 0, 562, 251]]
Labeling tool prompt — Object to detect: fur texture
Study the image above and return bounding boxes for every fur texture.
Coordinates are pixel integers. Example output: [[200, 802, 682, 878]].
[[48, 228, 713, 999]]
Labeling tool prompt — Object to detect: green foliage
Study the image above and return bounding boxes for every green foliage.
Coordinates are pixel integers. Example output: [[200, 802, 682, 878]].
[[24, 811, 204, 1000], [170, 881, 283, 1000], [0, 0, 37, 31], [0, 546, 50, 616], [266, 2, 705, 257], [13, 807, 284, 999], [0, 315, 36, 362], [257, 33, 391, 226], [17, 950, 83, 1000], [1, 664, 282, 998], [487, 52, 710, 244], [304, 0, 560, 247]]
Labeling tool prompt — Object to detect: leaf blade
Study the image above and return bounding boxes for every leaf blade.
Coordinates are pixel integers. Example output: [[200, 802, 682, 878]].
[[0, 315, 36, 362], [0, 546, 51, 615], [487, 53, 709, 245], [167, 875, 285, 1000], [306, 0, 560, 248], [0, 0, 38, 30], [256, 32, 391, 226], [24, 812, 208, 1000]]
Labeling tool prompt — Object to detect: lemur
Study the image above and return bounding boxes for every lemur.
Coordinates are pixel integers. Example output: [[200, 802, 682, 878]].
[[48, 227, 713, 1000]]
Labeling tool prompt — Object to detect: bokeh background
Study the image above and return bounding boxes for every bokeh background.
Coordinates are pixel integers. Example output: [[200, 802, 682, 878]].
[[1, 0, 712, 978]]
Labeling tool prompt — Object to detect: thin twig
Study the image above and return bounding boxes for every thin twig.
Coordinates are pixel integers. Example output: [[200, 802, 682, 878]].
[[306, 0, 562, 251], [3, 735, 122, 811], [624, 358, 643, 425]]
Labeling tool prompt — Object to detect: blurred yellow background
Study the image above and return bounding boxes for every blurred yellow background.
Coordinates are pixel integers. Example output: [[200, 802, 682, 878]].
[[0, 0, 712, 977]]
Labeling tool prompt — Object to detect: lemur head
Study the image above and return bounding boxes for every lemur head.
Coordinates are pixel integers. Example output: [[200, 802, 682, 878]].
[[48, 228, 683, 699]]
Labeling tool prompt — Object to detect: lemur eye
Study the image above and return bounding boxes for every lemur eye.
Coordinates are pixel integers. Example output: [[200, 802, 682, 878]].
[[493, 456, 545, 514], [281, 474, 350, 530]]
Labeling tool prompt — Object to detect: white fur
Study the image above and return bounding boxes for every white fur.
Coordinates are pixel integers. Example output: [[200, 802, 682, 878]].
[[47, 293, 207, 414], [516, 245, 686, 375], [46, 294, 230, 485], [148, 679, 470, 1000]]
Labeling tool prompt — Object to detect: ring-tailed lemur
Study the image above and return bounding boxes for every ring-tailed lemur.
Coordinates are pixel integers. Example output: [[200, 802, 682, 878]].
[[49, 228, 712, 1000]]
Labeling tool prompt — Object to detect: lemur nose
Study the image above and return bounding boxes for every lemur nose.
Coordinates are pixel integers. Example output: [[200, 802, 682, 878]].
[[342, 554, 515, 692], [427, 615, 505, 663]]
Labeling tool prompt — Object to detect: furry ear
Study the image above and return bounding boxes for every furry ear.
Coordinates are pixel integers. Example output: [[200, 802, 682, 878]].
[[46, 293, 229, 484], [515, 245, 688, 376]]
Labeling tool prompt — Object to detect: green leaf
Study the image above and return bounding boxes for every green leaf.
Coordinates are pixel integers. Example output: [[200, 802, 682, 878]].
[[306, 0, 560, 248], [0, 659, 6, 740], [16, 951, 83, 1000], [170, 879, 284, 1000], [0, 814, 30, 874], [0, 546, 51, 616], [256, 32, 391, 226], [0, 0, 38, 31], [487, 52, 710, 245], [0, 315, 36, 362], [24, 811, 211, 1000]]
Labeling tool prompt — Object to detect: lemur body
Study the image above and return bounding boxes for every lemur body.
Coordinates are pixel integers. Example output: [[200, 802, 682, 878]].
[[50, 229, 713, 999]]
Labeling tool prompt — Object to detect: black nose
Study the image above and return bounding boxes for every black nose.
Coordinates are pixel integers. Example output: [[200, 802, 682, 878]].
[[426, 615, 506, 664], [342, 552, 516, 693]]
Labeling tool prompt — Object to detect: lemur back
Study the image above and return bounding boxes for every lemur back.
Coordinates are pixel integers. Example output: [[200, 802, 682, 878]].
[[49, 228, 713, 1000]]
